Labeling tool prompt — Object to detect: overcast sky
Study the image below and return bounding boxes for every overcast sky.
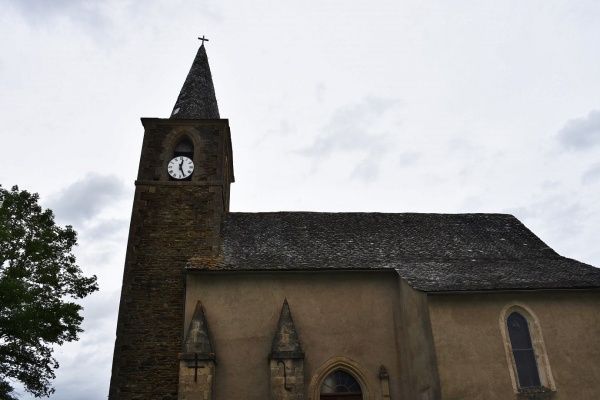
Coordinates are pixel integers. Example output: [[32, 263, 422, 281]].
[[1, 0, 599, 398]]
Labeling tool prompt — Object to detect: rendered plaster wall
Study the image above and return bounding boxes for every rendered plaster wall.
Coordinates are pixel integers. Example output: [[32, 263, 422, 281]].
[[428, 291, 600, 400], [396, 279, 440, 400], [184, 271, 401, 400]]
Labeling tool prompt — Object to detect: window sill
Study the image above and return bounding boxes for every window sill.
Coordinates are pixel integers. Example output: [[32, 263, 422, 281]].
[[517, 386, 554, 399]]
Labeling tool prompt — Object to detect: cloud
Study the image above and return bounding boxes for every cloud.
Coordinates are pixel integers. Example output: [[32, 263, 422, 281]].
[[5, 0, 111, 30], [398, 151, 422, 167], [315, 82, 326, 102], [351, 158, 380, 182], [257, 119, 296, 144], [507, 195, 584, 245], [299, 96, 398, 157], [297, 96, 399, 182], [41, 290, 120, 400], [582, 162, 600, 185], [46, 173, 128, 225], [84, 218, 128, 240], [4, 0, 223, 36], [78, 289, 121, 336], [557, 109, 600, 150]]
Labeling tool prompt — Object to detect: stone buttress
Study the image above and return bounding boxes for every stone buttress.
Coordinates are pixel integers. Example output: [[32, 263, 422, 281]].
[[179, 301, 216, 400], [269, 299, 305, 400]]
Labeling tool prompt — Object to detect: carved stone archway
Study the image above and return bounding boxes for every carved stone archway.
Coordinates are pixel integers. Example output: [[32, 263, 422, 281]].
[[308, 357, 374, 400]]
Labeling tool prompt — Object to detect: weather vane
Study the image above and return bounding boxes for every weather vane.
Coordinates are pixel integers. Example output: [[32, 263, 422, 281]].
[[198, 35, 209, 45]]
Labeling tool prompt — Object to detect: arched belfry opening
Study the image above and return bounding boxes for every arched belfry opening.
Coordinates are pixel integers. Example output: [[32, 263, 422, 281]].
[[174, 137, 194, 159], [168, 137, 195, 181]]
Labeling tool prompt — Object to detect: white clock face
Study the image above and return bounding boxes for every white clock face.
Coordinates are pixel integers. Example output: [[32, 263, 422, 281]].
[[168, 156, 194, 180]]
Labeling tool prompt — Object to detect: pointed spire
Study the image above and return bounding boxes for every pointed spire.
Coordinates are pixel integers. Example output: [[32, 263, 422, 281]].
[[183, 301, 215, 360], [269, 299, 304, 359], [171, 44, 220, 119]]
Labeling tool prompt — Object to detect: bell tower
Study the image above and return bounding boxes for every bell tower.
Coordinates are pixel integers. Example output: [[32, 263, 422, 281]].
[[109, 42, 234, 399]]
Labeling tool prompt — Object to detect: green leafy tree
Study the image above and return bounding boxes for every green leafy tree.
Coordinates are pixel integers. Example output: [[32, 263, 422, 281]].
[[0, 185, 99, 399]]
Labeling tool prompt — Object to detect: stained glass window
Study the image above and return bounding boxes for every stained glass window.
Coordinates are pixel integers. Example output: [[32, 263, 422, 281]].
[[507, 312, 541, 388]]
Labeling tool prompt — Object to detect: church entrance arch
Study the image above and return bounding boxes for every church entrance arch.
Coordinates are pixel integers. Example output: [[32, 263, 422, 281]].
[[309, 357, 372, 400]]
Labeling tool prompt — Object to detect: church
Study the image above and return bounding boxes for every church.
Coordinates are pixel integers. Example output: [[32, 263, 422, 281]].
[[108, 43, 600, 400]]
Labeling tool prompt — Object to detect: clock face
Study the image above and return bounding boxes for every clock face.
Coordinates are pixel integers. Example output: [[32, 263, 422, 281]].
[[168, 156, 194, 180]]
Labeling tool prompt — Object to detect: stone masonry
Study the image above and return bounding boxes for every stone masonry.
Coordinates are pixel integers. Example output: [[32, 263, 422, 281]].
[[269, 300, 305, 400], [108, 118, 233, 399]]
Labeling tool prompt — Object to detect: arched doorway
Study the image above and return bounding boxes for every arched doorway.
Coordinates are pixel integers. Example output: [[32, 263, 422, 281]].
[[320, 370, 363, 400]]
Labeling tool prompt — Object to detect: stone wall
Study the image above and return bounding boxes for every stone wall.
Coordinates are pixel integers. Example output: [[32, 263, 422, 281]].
[[270, 359, 304, 400], [178, 359, 215, 400], [108, 118, 232, 399]]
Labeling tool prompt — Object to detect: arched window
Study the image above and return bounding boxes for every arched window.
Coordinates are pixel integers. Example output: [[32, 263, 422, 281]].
[[310, 357, 372, 400], [500, 303, 555, 394], [507, 312, 541, 388], [320, 370, 363, 400]]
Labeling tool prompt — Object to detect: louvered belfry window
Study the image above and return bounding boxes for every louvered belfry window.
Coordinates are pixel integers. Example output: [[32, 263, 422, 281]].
[[507, 312, 542, 388], [174, 138, 193, 159]]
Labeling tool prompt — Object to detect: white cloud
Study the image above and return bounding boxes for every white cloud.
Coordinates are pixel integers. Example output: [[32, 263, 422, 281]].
[[315, 82, 326, 102], [508, 195, 584, 250], [4, 0, 111, 30], [84, 218, 128, 240], [398, 151, 422, 168], [557, 109, 600, 150], [46, 173, 128, 225], [299, 96, 398, 157], [296, 96, 400, 181], [351, 157, 380, 182], [582, 162, 600, 185]]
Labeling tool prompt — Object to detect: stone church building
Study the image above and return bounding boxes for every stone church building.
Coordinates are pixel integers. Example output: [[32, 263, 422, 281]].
[[109, 44, 600, 400]]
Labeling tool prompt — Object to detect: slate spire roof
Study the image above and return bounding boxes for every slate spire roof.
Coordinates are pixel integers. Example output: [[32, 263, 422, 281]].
[[170, 44, 220, 119], [270, 299, 304, 359], [183, 300, 215, 360]]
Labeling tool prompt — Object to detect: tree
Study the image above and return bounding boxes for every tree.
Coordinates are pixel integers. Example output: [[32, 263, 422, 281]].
[[0, 185, 99, 399]]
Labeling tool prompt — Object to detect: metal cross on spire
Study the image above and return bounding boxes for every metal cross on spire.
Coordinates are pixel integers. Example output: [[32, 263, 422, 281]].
[[198, 35, 209, 45]]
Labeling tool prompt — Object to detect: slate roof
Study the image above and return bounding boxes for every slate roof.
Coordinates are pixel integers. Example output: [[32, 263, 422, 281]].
[[192, 212, 600, 292], [170, 44, 220, 119]]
